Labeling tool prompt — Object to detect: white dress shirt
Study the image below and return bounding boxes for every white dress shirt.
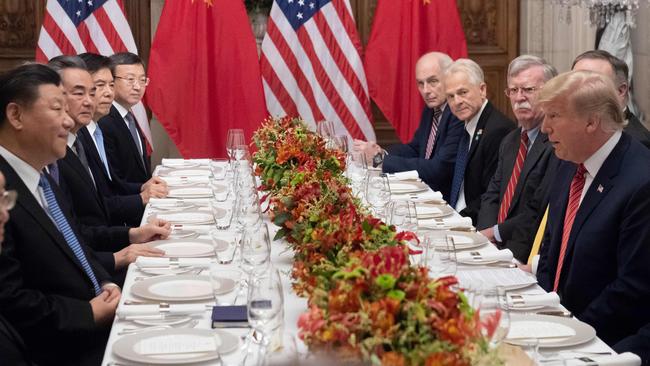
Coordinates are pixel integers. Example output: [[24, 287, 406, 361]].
[[455, 99, 488, 213]]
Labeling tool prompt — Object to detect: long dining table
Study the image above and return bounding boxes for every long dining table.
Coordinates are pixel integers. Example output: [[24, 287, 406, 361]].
[[101, 159, 629, 366]]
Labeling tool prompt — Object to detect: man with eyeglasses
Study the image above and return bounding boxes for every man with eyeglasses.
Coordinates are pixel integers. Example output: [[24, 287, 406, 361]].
[[98, 52, 152, 185], [476, 55, 557, 262], [0, 63, 117, 365]]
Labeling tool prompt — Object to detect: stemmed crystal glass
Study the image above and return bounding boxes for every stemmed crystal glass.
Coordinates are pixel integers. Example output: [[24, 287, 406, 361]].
[[421, 233, 457, 277], [226, 129, 245, 161], [240, 223, 272, 277], [364, 170, 391, 218], [247, 267, 284, 365], [478, 286, 511, 348]]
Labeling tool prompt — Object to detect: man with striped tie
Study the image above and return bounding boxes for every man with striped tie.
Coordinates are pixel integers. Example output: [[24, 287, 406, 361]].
[[536, 70, 650, 346], [476, 55, 556, 262], [353, 52, 464, 200], [0, 63, 119, 365]]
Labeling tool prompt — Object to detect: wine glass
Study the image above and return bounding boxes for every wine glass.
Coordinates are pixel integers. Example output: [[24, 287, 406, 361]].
[[240, 223, 271, 276], [247, 267, 284, 364], [421, 233, 457, 278], [316, 120, 335, 139], [332, 134, 349, 152], [385, 200, 418, 233], [346, 151, 367, 198], [209, 229, 238, 264], [210, 199, 232, 230], [364, 170, 391, 218], [226, 129, 245, 161], [478, 286, 510, 348]]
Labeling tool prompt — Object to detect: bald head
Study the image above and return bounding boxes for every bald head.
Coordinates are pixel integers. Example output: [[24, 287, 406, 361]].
[[415, 52, 453, 109]]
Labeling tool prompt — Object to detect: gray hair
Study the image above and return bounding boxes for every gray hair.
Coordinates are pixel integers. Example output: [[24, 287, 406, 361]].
[[47, 55, 87, 73], [508, 55, 557, 81], [443, 58, 484, 85]]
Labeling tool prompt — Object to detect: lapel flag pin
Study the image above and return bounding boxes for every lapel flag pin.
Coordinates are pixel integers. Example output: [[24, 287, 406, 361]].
[[597, 184, 604, 193]]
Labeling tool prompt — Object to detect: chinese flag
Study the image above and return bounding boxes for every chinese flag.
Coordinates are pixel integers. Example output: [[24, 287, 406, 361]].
[[147, 0, 267, 158], [364, 0, 467, 143]]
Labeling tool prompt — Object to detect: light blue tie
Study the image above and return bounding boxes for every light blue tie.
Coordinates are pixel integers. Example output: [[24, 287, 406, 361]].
[[92, 126, 112, 180], [38, 174, 102, 295]]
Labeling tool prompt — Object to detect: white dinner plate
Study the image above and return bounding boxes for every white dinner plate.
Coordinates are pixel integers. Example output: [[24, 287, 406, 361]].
[[138, 266, 199, 276], [153, 210, 216, 225], [167, 187, 212, 199], [151, 239, 224, 258], [416, 203, 454, 219], [162, 162, 200, 169], [112, 329, 239, 364], [456, 257, 499, 265], [131, 275, 213, 302], [389, 181, 429, 194], [505, 314, 596, 348], [158, 168, 212, 177], [419, 230, 489, 250]]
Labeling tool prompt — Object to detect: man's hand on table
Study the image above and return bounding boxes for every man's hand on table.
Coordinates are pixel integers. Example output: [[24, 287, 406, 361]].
[[140, 176, 169, 204], [90, 290, 120, 326], [129, 219, 171, 243], [113, 244, 165, 270], [353, 139, 382, 163]]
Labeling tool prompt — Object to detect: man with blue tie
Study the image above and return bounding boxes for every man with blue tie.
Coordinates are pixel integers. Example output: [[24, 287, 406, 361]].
[[445, 59, 515, 224], [99, 52, 152, 185], [78, 52, 167, 227], [477, 55, 556, 261], [352, 52, 464, 200], [0, 63, 119, 365], [536, 70, 650, 346]]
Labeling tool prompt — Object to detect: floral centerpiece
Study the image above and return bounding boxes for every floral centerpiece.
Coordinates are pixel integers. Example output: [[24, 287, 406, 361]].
[[252, 116, 501, 365]]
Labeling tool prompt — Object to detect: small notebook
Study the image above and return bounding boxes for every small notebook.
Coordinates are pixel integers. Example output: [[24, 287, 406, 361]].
[[211, 305, 249, 328]]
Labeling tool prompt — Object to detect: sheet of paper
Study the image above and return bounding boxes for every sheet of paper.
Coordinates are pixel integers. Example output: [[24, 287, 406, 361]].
[[507, 321, 576, 340], [135, 334, 218, 355]]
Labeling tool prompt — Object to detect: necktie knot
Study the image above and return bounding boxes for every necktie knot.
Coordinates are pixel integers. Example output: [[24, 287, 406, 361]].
[[433, 107, 442, 120], [38, 173, 49, 189], [575, 164, 587, 179], [521, 130, 529, 145]]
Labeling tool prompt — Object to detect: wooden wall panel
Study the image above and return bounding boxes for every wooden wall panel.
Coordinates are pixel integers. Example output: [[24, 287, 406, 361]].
[[350, 0, 518, 146], [0, 0, 150, 74]]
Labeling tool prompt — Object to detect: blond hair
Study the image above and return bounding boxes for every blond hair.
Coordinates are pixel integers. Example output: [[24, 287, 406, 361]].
[[538, 70, 625, 131]]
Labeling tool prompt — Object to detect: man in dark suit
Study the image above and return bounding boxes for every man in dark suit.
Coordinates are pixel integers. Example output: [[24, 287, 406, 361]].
[[0, 171, 33, 365], [352, 52, 464, 200], [615, 322, 650, 365], [98, 52, 152, 185], [444, 59, 515, 224], [0, 63, 120, 365], [48, 56, 167, 279], [79, 53, 167, 227], [572, 49, 650, 149], [536, 70, 650, 346], [477, 55, 556, 261]]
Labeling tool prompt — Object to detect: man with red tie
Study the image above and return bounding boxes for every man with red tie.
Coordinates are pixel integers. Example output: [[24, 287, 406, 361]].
[[536, 70, 650, 346], [476, 55, 557, 262]]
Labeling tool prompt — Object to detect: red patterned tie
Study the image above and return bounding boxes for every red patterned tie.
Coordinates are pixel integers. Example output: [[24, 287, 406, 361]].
[[553, 164, 587, 292], [497, 130, 529, 223], [424, 108, 442, 159]]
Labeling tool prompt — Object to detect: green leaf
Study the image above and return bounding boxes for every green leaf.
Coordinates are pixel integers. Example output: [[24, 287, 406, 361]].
[[273, 228, 287, 241], [362, 220, 372, 234], [273, 212, 292, 226], [387, 289, 405, 302], [375, 274, 396, 290]]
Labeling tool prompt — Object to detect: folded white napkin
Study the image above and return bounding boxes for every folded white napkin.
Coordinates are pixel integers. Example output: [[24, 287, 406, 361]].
[[162, 158, 211, 166], [162, 176, 210, 185], [420, 216, 473, 229], [389, 170, 419, 180], [136, 257, 212, 269], [393, 190, 443, 202], [565, 353, 641, 366], [150, 198, 210, 207], [117, 304, 207, 318], [457, 249, 513, 263], [507, 291, 560, 308]]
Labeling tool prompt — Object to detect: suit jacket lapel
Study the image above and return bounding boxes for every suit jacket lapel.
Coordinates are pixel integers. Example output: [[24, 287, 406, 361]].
[[63, 147, 94, 187], [78, 128, 111, 183], [0, 157, 87, 274], [562, 134, 629, 271], [508, 133, 549, 211], [466, 101, 492, 166], [111, 106, 147, 174]]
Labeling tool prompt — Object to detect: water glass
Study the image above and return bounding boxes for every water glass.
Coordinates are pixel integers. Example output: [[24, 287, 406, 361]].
[[316, 120, 335, 139], [364, 170, 391, 218], [421, 233, 457, 277], [240, 223, 271, 276], [226, 129, 245, 160], [209, 263, 242, 305], [478, 286, 510, 348], [247, 268, 284, 363], [385, 200, 418, 233], [210, 229, 238, 264], [210, 158, 229, 180]]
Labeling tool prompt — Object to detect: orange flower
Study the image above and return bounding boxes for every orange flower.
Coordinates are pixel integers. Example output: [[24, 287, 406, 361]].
[[381, 351, 406, 366]]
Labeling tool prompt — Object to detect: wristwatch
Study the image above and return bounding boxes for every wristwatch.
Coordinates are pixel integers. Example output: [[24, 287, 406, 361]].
[[372, 150, 386, 168]]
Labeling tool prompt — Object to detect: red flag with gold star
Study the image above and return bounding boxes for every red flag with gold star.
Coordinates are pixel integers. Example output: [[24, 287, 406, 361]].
[[146, 0, 267, 158], [364, 0, 467, 142]]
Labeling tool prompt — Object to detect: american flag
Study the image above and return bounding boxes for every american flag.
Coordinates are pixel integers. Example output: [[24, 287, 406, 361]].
[[261, 0, 376, 141], [36, 0, 153, 148]]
